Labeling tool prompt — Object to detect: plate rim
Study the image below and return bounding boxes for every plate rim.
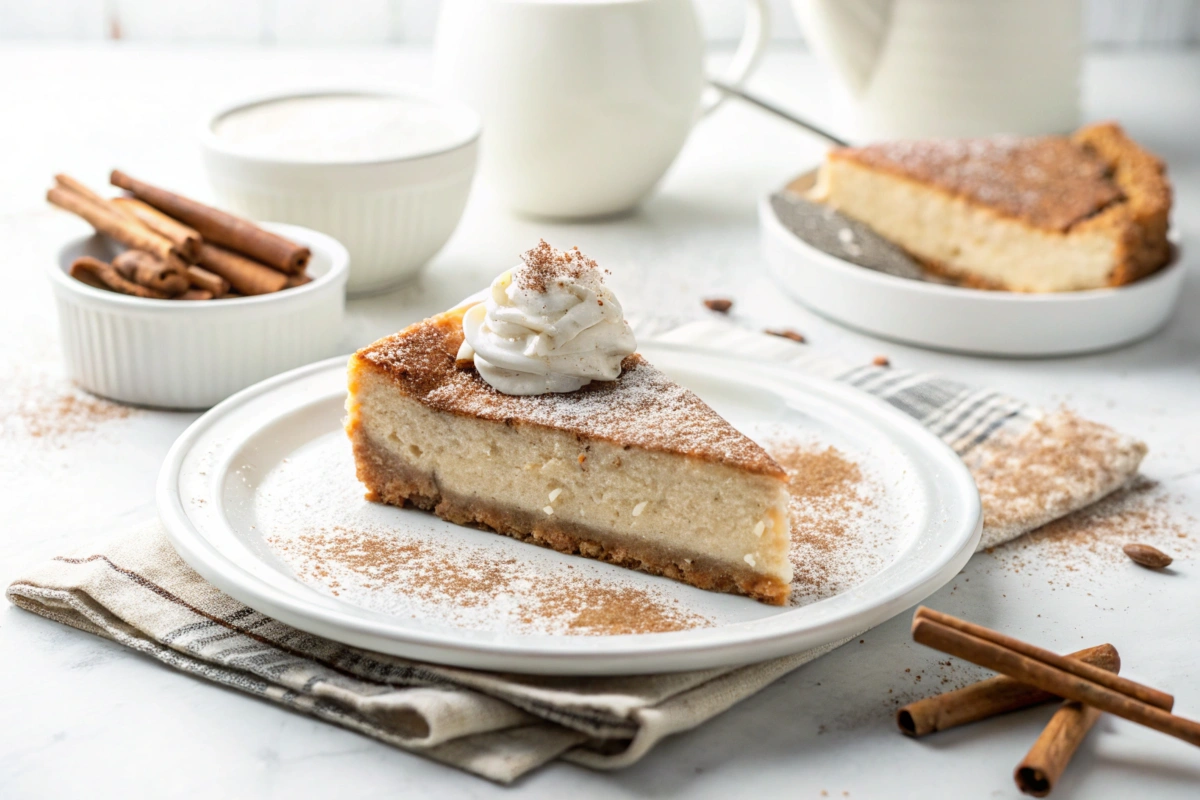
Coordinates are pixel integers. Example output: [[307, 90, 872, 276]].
[[157, 346, 982, 675]]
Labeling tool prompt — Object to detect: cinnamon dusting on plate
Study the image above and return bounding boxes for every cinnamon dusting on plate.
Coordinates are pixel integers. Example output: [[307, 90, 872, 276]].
[[269, 525, 711, 636], [765, 440, 892, 605]]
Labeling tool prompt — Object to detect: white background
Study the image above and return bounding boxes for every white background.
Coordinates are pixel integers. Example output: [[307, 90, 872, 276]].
[[1, 0, 1198, 47]]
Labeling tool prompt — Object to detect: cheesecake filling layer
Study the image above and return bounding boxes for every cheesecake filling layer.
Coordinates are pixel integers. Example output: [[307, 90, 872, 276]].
[[348, 368, 793, 603]]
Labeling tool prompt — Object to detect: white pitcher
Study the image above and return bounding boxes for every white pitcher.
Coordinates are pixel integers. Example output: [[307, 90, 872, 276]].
[[792, 0, 1082, 140], [435, 0, 770, 219]]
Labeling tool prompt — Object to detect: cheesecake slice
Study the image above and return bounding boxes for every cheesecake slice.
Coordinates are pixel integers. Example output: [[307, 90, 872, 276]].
[[345, 305, 794, 605], [809, 122, 1171, 292]]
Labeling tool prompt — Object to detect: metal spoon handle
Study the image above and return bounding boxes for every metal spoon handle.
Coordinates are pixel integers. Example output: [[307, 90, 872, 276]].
[[708, 80, 850, 148]]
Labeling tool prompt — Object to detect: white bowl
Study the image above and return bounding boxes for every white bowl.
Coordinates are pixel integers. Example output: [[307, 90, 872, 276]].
[[760, 194, 1186, 357], [200, 90, 480, 296], [51, 222, 349, 410]]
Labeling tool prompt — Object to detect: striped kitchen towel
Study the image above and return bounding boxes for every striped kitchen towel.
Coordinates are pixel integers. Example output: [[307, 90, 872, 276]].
[[6, 320, 1147, 783]]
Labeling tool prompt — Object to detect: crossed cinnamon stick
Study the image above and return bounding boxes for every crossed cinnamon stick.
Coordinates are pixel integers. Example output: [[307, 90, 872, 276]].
[[902, 607, 1197, 796]]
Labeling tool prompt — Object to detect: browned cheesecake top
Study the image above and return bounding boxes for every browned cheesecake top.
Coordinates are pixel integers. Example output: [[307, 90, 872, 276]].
[[354, 308, 786, 479], [830, 134, 1123, 232]]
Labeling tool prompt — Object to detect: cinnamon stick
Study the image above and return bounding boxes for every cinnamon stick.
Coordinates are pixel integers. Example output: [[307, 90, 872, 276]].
[[112, 197, 202, 261], [69, 256, 167, 299], [1013, 649, 1124, 796], [111, 170, 309, 273], [1014, 647, 1124, 796], [47, 185, 176, 262], [185, 265, 231, 296], [112, 250, 189, 296], [897, 644, 1119, 737], [178, 288, 214, 301], [68, 260, 110, 291], [914, 607, 1173, 711], [55, 174, 120, 211], [1015, 701, 1105, 797], [910, 612, 1200, 748], [196, 243, 287, 296], [285, 272, 312, 288]]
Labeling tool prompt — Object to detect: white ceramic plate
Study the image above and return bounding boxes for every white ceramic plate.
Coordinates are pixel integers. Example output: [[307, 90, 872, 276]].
[[157, 345, 981, 675], [760, 193, 1185, 357]]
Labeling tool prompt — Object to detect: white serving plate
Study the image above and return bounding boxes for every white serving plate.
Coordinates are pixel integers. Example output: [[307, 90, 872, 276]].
[[157, 344, 981, 675], [760, 193, 1185, 357]]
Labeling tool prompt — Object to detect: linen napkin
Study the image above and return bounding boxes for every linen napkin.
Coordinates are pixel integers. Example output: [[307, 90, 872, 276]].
[[6, 320, 1147, 783]]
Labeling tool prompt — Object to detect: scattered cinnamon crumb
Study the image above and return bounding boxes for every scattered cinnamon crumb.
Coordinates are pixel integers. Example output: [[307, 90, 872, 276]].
[[703, 298, 733, 313], [872, 355, 890, 367], [765, 328, 805, 343], [990, 477, 1194, 576], [1, 373, 137, 446]]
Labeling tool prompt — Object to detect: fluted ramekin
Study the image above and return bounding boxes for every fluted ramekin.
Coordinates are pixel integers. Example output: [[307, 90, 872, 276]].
[[200, 90, 480, 296], [51, 222, 349, 410]]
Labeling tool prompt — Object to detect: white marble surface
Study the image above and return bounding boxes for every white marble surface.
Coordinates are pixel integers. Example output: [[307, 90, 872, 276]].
[[1, 44, 1199, 798]]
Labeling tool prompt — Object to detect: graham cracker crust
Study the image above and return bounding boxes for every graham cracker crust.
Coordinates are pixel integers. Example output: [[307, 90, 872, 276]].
[[348, 427, 790, 606]]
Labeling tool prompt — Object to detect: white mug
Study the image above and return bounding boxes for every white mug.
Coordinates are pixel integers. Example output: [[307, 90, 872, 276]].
[[792, 0, 1082, 140], [434, 0, 770, 219]]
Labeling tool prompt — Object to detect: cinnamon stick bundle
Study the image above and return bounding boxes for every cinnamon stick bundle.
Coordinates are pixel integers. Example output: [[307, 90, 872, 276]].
[[111, 170, 309, 273], [910, 607, 1200, 748], [112, 250, 189, 296], [897, 643, 1119, 737], [196, 243, 288, 296], [48, 185, 176, 263], [112, 197, 202, 261], [69, 256, 167, 299]]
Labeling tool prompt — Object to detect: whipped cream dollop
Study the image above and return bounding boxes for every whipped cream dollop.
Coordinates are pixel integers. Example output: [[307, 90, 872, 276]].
[[458, 240, 637, 396]]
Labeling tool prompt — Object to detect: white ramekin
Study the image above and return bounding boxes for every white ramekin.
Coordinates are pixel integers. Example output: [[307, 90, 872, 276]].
[[199, 90, 480, 296], [50, 222, 349, 410]]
